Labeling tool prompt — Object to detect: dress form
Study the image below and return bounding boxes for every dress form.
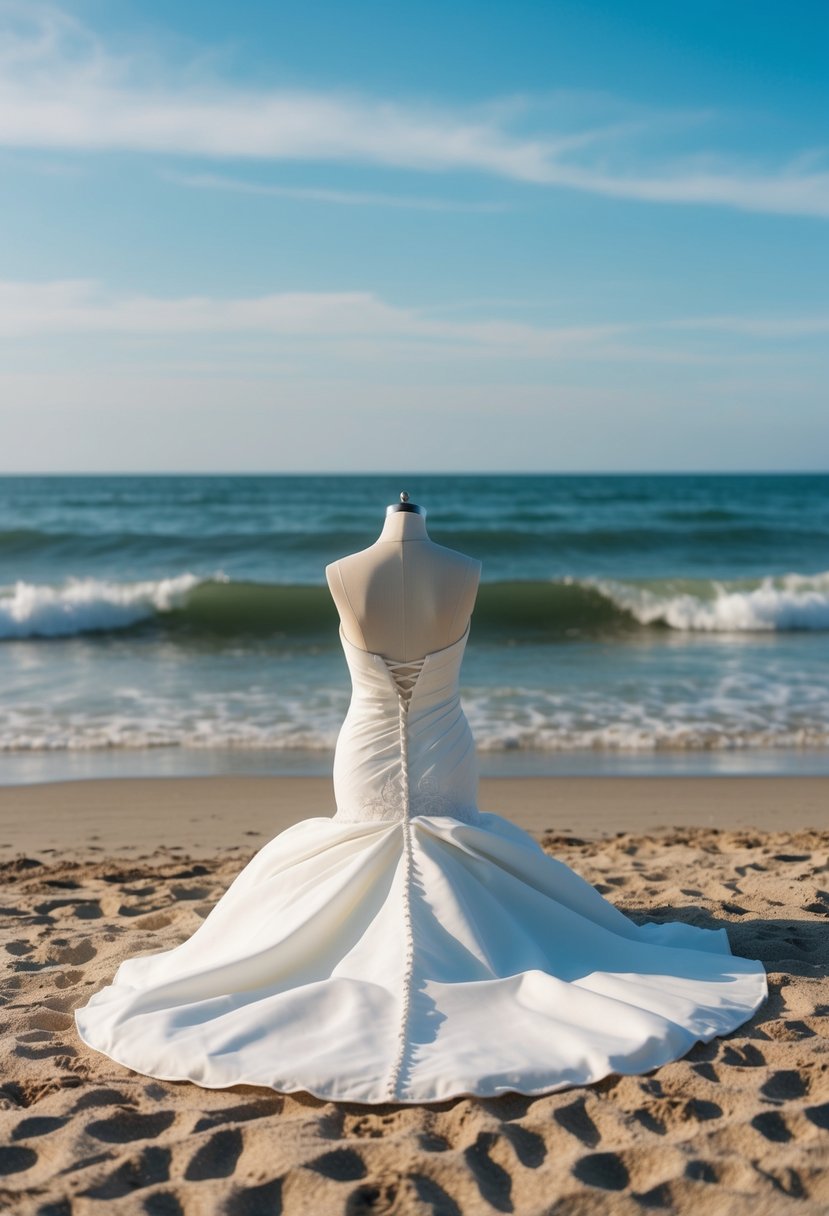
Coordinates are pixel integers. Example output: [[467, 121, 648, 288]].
[[325, 496, 481, 661]]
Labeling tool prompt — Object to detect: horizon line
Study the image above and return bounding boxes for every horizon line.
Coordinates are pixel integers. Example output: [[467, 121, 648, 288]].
[[0, 469, 826, 478]]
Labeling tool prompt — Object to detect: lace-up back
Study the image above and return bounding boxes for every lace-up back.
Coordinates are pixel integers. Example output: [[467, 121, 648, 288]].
[[381, 656, 427, 709]]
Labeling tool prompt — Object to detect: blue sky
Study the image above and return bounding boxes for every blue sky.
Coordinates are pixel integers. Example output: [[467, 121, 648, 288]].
[[0, 0, 826, 472]]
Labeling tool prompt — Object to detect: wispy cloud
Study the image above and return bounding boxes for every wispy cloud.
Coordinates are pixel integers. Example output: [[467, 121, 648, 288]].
[[662, 313, 829, 337], [0, 3, 827, 218], [164, 171, 508, 213], [0, 280, 825, 370], [0, 279, 624, 356]]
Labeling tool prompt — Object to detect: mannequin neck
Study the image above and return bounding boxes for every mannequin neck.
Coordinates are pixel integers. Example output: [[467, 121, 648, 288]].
[[377, 510, 429, 542]]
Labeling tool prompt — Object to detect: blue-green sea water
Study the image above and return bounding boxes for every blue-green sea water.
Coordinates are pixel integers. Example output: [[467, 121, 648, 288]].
[[1, 473, 828, 784]]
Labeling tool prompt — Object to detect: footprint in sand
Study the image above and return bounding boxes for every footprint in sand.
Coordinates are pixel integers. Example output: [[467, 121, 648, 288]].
[[752, 1110, 792, 1142], [29, 1008, 74, 1032], [721, 1042, 766, 1068], [805, 1102, 829, 1130], [54, 969, 86, 989], [225, 1178, 284, 1216], [765, 1018, 816, 1042], [632, 1105, 666, 1135], [86, 1110, 176, 1143], [170, 885, 213, 901], [410, 1176, 463, 1216], [553, 1096, 601, 1147], [50, 940, 97, 966], [0, 1145, 38, 1175], [15, 1042, 78, 1061], [5, 940, 34, 957], [143, 1191, 186, 1215], [191, 1097, 283, 1133], [761, 1069, 810, 1101], [462, 1131, 512, 1210], [308, 1148, 367, 1181], [690, 1061, 719, 1083], [572, 1150, 630, 1191], [12, 1115, 69, 1139], [183, 1128, 243, 1180], [81, 1145, 171, 1200], [33, 898, 102, 920], [501, 1123, 546, 1169], [133, 912, 174, 930], [685, 1159, 719, 1182], [417, 1131, 451, 1152], [681, 1097, 722, 1121]]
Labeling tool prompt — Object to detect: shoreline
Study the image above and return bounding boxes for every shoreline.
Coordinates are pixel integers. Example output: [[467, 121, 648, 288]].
[[0, 774, 826, 854]]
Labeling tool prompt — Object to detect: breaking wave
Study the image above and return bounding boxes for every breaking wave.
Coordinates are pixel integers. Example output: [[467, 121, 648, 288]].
[[1, 569, 828, 641]]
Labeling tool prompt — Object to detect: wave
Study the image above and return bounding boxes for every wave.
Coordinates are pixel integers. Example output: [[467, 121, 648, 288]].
[[588, 572, 829, 632], [1, 713, 827, 754], [2, 570, 829, 641], [0, 574, 200, 639]]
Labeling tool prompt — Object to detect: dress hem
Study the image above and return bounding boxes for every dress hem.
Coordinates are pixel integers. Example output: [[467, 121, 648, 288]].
[[74, 965, 768, 1107]]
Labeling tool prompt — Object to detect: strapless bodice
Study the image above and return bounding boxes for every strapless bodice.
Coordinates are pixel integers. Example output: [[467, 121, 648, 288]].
[[332, 620, 481, 825]]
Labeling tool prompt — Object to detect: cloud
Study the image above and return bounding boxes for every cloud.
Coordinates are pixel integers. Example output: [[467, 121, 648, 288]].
[[164, 171, 508, 213], [662, 314, 829, 338], [0, 279, 625, 356], [0, 280, 825, 373], [0, 3, 827, 218], [0, 280, 410, 337]]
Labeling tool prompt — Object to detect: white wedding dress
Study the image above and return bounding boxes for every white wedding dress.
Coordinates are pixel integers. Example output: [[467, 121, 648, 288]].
[[74, 619, 768, 1104]]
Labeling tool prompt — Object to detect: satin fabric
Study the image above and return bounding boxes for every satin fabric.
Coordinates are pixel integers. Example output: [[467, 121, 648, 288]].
[[74, 623, 768, 1103]]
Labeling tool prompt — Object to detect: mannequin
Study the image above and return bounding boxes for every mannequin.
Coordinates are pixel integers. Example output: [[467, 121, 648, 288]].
[[325, 493, 481, 661]]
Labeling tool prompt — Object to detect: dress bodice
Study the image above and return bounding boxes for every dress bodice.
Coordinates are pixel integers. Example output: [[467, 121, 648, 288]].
[[332, 621, 481, 825]]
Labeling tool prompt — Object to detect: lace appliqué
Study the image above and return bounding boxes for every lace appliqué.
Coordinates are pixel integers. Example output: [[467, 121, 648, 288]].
[[410, 772, 481, 826], [336, 770, 481, 825], [338, 770, 406, 823]]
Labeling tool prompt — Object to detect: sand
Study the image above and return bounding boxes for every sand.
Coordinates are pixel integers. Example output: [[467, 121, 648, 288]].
[[0, 775, 827, 1214]]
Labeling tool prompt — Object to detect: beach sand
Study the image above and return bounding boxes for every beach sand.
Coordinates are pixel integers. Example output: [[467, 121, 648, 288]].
[[1, 776, 827, 1214]]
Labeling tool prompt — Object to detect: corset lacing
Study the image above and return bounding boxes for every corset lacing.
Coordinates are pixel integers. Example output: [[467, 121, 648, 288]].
[[380, 656, 427, 710]]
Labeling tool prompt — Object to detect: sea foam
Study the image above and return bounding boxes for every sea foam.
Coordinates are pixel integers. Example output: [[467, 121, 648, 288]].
[[587, 571, 829, 632], [0, 573, 201, 639]]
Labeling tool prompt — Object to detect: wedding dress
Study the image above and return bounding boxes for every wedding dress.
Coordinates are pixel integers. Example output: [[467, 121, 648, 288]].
[[74, 619, 768, 1104]]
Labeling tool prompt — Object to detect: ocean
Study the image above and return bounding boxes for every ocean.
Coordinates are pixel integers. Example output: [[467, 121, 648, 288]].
[[1, 472, 827, 785]]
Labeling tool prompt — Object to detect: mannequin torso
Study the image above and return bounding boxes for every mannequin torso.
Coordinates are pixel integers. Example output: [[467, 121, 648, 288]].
[[325, 506, 481, 661]]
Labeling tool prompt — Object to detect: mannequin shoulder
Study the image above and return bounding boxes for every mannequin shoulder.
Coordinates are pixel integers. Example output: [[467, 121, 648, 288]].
[[325, 546, 372, 577], [325, 547, 379, 592], [430, 543, 482, 575]]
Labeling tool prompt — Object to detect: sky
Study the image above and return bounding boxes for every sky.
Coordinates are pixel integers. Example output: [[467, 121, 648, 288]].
[[0, 0, 827, 473]]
